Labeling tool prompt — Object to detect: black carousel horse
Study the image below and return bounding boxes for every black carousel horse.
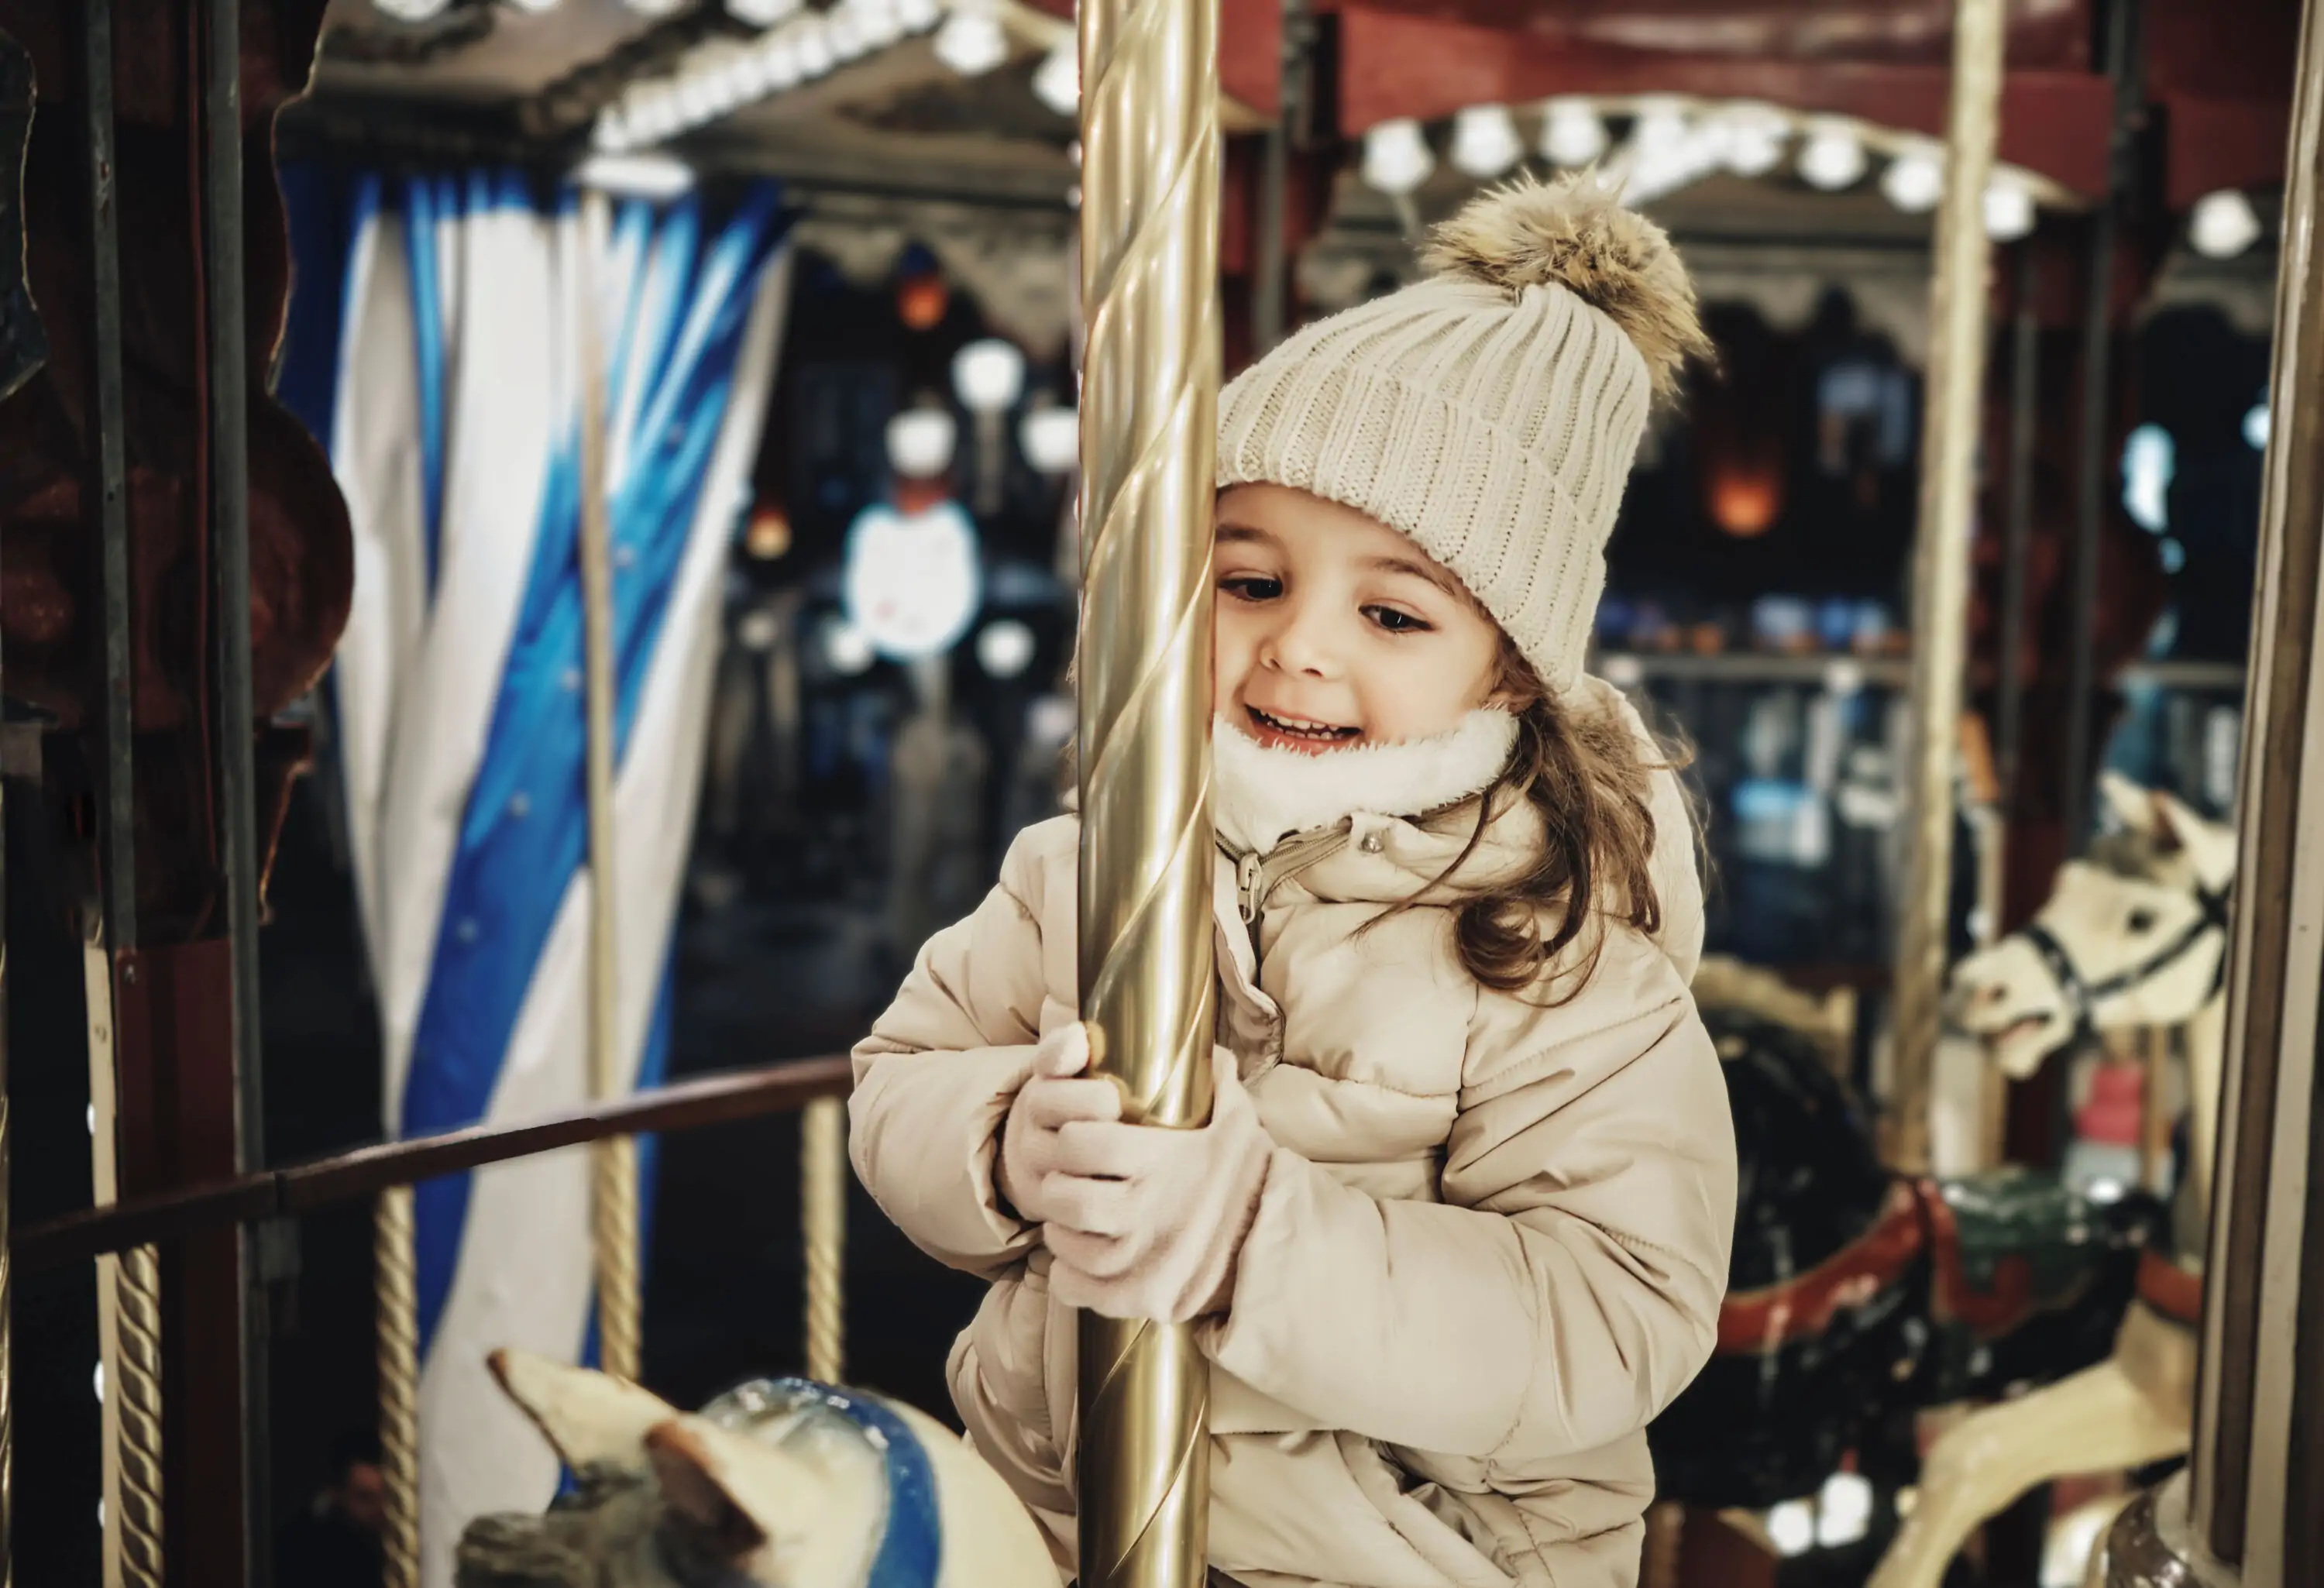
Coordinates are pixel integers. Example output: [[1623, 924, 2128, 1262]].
[[1647, 1010, 2167, 1512]]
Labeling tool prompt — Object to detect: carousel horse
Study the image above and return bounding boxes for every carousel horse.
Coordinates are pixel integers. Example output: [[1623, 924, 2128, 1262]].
[[1645, 994, 2165, 1517], [458, 1350, 1058, 1588], [1864, 772, 2230, 1588]]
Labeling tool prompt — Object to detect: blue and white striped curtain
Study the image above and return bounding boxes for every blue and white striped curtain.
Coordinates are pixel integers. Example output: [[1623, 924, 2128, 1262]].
[[282, 168, 794, 1584]]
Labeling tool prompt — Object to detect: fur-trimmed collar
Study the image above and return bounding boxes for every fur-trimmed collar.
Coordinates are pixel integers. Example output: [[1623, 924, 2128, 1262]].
[[1211, 709, 1519, 856]]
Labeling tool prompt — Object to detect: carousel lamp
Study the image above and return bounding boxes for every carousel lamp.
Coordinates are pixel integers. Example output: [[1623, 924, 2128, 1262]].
[[575, 151, 696, 201], [953, 339, 1026, 414], [2122, 423, 2174, 532], [1879, 143, 1945, 213], [371, 0, 453, 20], [593, 108, 633, 153], [888, 408, 960, 478], [724, 0, 801, 23], [737, 609, 782, 651], [1538, 97, 1607, 168], [826, 6, 869, 60], [2247, 400, 2270, 450], [823, 619, 877, 675], [1796, 119, 1867, 190], [1361, 119, 1435, 196], [978, 619, 1037, 678], [1450, 105, 1524, 180], [934, 0, 1009, 75], [1019, 404, 1081, 474], [504, 0, 563, 13], [1765, 1499, 1817, 1558], [759, 32, 805, 90], [898, 0, 941, 29], [1619, 98, 1707, 205], [1716, 103, 1789, 177], [2191, 189, 2264, 259], [1033, 40, 1078, 115], [1814, 1473, 1873, 1549], [1982, 172, 2036, 240], [955, 339, 1026, 514], [852, 0, 906, 48], [794, 19, 837, 77]]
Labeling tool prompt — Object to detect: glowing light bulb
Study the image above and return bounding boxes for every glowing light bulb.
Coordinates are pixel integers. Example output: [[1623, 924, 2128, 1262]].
[[1450, 105, 1523, 179], [1362, 119, 1435, 196], [1984, 172, 2037, 240], [1033, 40, 1078, 115], [1881, 145, 1944, 213], [1797, 119, 1867, 190], [2191, 190, 2264, 259], [933, 7, 1009, 75], [1539, 98, 1607, 167]]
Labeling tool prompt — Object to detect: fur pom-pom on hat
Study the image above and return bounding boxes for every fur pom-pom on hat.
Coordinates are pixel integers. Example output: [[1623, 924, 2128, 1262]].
[[1422, 172, 1712, 405]]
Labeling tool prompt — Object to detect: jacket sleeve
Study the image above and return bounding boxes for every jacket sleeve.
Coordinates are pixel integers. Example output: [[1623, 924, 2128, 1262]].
[[848, 821, 1068, 1280], [1204, 927, 1737, 1460]]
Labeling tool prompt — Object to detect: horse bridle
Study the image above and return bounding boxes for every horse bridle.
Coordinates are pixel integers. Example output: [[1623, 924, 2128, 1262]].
[[2016, 881, 2233, 1051]]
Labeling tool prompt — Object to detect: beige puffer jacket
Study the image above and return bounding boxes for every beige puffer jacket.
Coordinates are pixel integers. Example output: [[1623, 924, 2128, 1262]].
[[850, 686, 1737, 1588]]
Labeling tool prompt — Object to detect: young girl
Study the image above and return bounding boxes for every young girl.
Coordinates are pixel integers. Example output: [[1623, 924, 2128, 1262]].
[[849, 176, 1738, 1588]]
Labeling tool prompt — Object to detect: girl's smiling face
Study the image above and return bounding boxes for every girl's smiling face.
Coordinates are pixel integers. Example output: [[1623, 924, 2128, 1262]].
[[1213, 483, 1514, 753]]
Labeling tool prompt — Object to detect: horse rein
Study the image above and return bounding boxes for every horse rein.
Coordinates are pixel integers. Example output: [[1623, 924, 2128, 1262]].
[[2016, 882, 2232, 1051]]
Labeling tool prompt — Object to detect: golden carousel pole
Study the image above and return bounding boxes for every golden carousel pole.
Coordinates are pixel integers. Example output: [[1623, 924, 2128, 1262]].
[[576, 187, 642, 1385], [2103, 0, 2324, 1578], [1884, 0, 2006, 1174], [1073, 0, 1222, 1579], [374, 1188, 421, 1588]]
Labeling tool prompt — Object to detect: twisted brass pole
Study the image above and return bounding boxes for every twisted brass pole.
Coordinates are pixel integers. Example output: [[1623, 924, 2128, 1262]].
[[374, 1188, 421, 1588], [800, 1098, 846, 1383], [1884, 0, 2005, 1174], [1073, 0, 1222, 1582], [82, 911, 162, 1588], [576, 186, 641, 1383]]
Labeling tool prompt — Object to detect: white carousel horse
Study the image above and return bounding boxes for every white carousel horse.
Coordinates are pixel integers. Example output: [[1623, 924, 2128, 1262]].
[[456, 1350, 1058, 1588], [1866, 772, 2232, 1588]]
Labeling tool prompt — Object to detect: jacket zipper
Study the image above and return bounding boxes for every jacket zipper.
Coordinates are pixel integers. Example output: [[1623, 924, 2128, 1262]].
[[1230, 822, 1353, 926]]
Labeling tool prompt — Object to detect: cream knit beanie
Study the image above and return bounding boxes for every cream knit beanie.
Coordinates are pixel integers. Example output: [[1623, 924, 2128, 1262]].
[[1216, 174, 1710, 694]]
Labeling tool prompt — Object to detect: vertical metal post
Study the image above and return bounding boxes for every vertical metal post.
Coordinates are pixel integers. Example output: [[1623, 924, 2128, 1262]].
[[199, 0, 270, 1577], [81, 5, 165, 1582], [1250, 0, 1306, 357], [2105, 2, 2324, 1578], [1885, 0, 2006, 1174], [2061, 0, 2147, 847], [1073, 0, 1222, 1579], [800, 1098, 846, 1383], [574, 187, 641, 1383], [373, 1190, 420, 1588], [0, 28, 36, 1588], [1996, 243, 2040, 806]]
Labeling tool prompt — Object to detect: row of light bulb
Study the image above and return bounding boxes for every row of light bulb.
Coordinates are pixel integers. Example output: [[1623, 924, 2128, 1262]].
[[594, 0, 941, 154], [1360, 100, 2051, 239], [886, 337, 1079, 476]]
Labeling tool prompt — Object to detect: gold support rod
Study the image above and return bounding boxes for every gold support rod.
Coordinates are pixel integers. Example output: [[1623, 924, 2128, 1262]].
[[1072, 0, 1222, 1580], [83, 920, 161, 1588], [1884, 0, 2006, 1174], [576, 187, 641, 1383], [375, 1188, 421, 1588], [801, 1097, 846, 1383]]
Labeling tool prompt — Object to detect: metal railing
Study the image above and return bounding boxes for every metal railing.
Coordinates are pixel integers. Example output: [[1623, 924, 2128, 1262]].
[[13, 1055, 857, 1586]]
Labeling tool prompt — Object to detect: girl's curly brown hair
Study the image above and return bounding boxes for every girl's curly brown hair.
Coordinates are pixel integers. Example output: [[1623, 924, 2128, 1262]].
[[1385, 639, 1692, 1004]]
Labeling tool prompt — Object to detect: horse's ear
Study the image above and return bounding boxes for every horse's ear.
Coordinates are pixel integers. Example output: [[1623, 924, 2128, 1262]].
[[2098, 771, 2158, 836], [645, 1415, 846, 1573], [2147, 787, 2239, 887], [486, 1349, 679, 1475]]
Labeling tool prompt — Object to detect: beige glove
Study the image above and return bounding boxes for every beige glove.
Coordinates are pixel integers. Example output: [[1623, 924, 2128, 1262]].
[[995, 1022, 1123, 1225], [1041, 1047, 1276, 1324]]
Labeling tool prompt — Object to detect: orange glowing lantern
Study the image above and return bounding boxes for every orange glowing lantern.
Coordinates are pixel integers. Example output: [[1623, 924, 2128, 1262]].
[[745, 506, 792, 561], [1710, 466, 1782, 538], [899, 269, 949, 332]]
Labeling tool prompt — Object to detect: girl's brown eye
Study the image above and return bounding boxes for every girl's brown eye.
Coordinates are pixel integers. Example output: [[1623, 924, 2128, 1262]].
[[1365, 605, 1429, 634], [1222, 576, 1282, 601]]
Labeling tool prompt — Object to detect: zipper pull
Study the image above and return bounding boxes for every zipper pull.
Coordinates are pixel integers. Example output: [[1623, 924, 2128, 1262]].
[[1237, 851, 1264, 923]]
